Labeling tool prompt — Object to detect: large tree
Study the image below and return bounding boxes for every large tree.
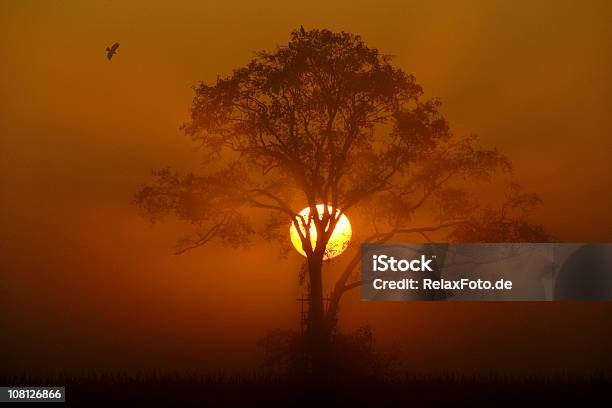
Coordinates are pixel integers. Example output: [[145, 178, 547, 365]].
[[135, 28, 548, 373]]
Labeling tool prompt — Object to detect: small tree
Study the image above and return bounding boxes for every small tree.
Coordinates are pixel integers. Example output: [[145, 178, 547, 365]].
[[135, 28, 549, 375]]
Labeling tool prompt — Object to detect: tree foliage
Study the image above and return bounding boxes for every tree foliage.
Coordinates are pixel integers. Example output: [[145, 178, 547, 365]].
[[135, 27, 550, 326]]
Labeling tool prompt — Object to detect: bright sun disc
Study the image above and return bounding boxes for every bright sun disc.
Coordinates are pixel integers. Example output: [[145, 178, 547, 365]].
[[289, 204, 352, 260]]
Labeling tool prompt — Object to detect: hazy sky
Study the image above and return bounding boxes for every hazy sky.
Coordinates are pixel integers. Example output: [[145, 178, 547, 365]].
[[1, 0, 611, 376]]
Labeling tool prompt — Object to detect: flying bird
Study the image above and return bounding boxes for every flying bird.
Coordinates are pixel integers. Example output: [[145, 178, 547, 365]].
[[106, 42, 120, 60]]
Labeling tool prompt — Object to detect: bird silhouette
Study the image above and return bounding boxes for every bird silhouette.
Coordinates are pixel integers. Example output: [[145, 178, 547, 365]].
[[300, 25, 306, 35], [106, 42, 120, 60]]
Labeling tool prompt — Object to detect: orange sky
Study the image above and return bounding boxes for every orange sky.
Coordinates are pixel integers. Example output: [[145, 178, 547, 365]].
[[1, 0, 611, 376]]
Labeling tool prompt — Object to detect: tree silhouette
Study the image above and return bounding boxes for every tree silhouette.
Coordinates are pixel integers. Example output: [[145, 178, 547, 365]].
[[135, 28, 549, 375]]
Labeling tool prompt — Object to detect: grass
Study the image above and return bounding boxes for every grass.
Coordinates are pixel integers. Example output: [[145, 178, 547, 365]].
[[2, 371, 611, 405]]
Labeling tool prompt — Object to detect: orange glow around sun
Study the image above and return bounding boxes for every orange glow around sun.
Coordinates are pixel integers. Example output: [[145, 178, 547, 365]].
[[289, 204, 352, 260]]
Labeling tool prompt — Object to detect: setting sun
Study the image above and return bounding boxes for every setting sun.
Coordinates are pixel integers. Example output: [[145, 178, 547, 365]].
[[289, 204, 352, 260]]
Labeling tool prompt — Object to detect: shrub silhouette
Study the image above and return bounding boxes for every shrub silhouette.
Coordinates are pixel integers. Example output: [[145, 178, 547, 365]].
[[259, 326, 399, 381]]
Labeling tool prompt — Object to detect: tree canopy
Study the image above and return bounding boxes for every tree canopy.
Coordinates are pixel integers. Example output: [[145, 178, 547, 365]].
[[135, 27, 550, 327]]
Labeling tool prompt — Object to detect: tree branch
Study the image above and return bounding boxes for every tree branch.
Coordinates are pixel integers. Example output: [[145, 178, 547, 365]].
[[174, 219, 228, 255], [326, 220, 466, 321]]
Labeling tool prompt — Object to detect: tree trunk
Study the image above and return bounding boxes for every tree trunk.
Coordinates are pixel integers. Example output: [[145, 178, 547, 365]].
[[306, 252, 331, 379]]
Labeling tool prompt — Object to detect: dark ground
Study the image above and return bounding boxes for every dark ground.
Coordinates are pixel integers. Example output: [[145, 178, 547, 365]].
[[2, 373, 611, 406]]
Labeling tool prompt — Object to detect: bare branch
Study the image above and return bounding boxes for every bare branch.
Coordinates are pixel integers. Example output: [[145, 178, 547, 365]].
[[327, 221, 466, 319], [174, 220, 227, 255]]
